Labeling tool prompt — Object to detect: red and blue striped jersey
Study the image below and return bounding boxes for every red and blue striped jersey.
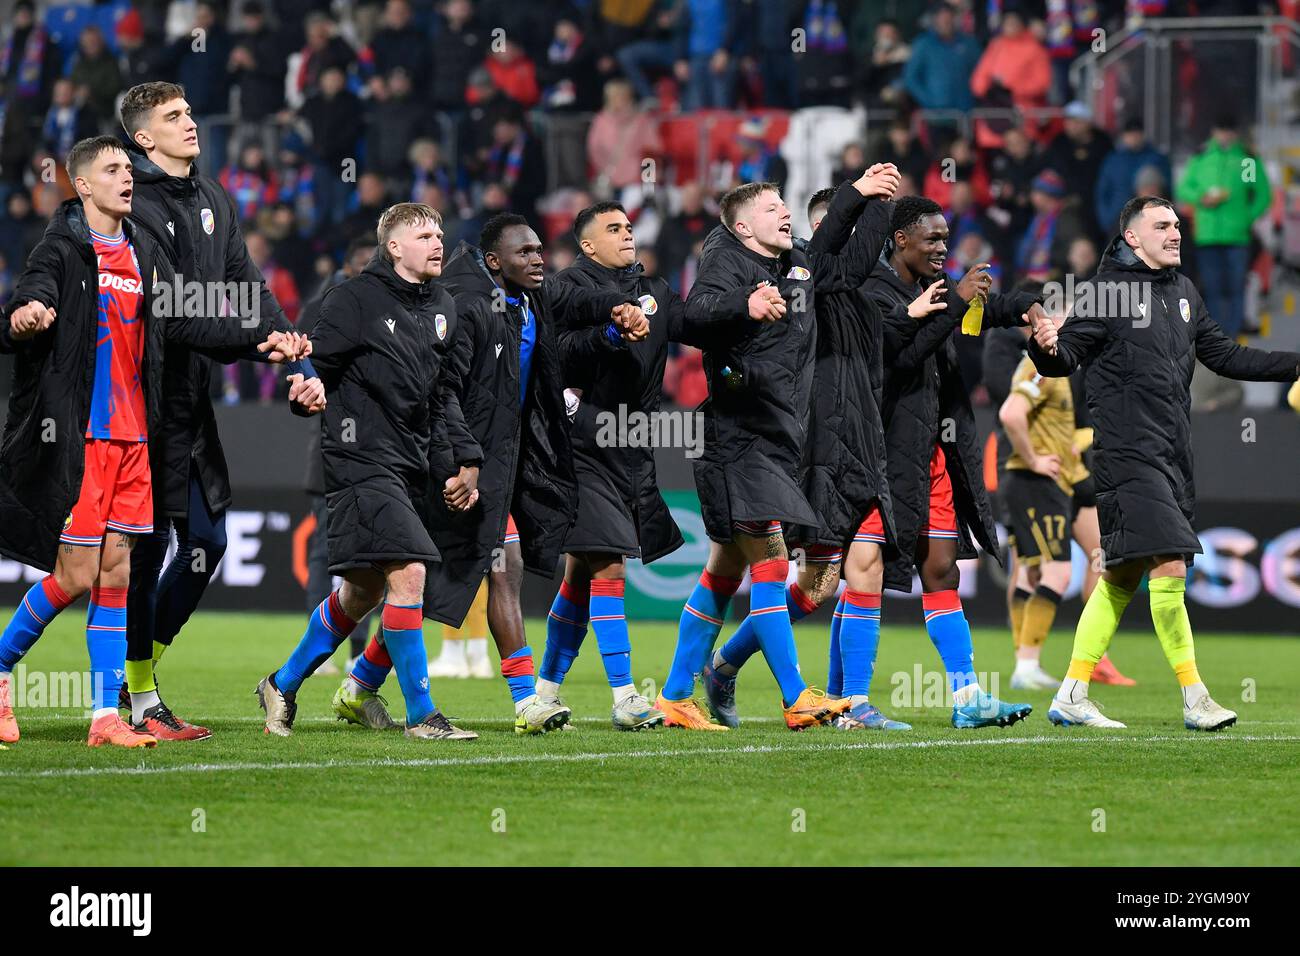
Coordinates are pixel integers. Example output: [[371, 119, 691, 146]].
[[87, 227, 146, 442]]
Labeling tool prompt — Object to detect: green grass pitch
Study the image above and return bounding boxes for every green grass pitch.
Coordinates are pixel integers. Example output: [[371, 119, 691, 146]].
[[0, 610, 1296, 866]]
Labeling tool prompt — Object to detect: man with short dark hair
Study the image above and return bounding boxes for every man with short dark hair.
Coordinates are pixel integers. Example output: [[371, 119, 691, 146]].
[[862, 194, 1040, 729], [534, 199, 758, 730], [1029, 195, 1299, 730], [0, 136, 294, 748], [117, 81, 325, 740]]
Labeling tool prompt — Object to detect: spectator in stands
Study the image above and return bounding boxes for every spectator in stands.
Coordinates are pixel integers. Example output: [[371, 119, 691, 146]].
[[0, 190, 43, 273], [485, 38, 540, 109], [1094, 117, 1172, 237], [849, 0, 930, 53], [220, 141, 280, 224], [903, 2, 981, 111], [42, 78, 99, 158], [539, 15, 605, 113], [1015, 169, 1081, 283], [859, 17, 911, 108], [296, 12, 357, 101], [370, 0, 429, 88], [408, 137, 457, 207], [923, 135, 991, 209], [299, 65, 364, 228], [945, 180, 1003, 256], [989, 125, 1041, 199], [1043, 100, 1113, 240], [831, 141, 867, 187], [1175, 115, 1273, 338], [116, 7, 168, 90], [616, 0, 687, 106], [228, 1, 290, 125], [2, 0, 62, 118], [259, 202, 318, 294], [730, 117, 787, 192], [970, 8, 1050, 147], [337, 171, 391, 247], [1065, 234, 1100, 280], [678, 0, 739, 110], [792, 0, 852, 108], [586, 79, 662, 209], [68, 26, 123, 130], [481, 109, 547, 219], [367, 68, 437, 178], [656, 180, 712, 293], [872, 119, 929, 185], [429, 0, 486, 109], [745, 0, 801, 108], [168, 2, 234, 117]]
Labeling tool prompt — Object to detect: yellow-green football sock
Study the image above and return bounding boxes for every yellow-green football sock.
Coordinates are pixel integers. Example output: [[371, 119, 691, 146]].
[[1065, 578, 1136, 684], [1149, 576, 1201, 686], [152, 640, 167, 665], [125, 658, 156, 694]]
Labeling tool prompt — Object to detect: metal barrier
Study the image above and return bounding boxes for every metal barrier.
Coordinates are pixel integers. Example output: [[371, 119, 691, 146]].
[[1068, 16, 1300, 165]]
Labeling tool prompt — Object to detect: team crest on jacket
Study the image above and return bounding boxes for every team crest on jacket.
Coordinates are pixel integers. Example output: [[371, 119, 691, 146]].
[[1179, 298, 1191, 322], [435, 313, 447, 340], [638, 293, 658, 315], [200, 208, 214, 235], [786, 266, 811, 281]]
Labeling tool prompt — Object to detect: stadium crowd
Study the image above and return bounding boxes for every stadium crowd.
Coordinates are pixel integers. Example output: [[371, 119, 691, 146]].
[[0, 0, 1282, 406]]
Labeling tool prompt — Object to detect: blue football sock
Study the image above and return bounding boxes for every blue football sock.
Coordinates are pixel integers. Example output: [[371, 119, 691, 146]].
[[922, 590, 977, 695], [86, 586, 127, 712], [502, 646, 537, 703], [748, 560, 806, 707], [719, 582, 817, 670], [839, 590, 882, 699], [349, 634, 392, 690], [275, 591, 356, 694], [0, 576, 74, 671], [827, 593, 846, 696], [541, 580, 588, 684], [663, 571, 741, 700], [589, 579, 632, 688], [382, 603, 434, 724]]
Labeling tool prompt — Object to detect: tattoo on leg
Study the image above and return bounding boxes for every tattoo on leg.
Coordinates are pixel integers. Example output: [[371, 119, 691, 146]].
[[809, 561, 842, 603], [62, 545, 74, 554]]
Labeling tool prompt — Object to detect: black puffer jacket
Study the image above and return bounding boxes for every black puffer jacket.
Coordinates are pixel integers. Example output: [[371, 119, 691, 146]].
[[685, 197, 861, 541], [423, 242, 629, 626], [551, 254, 747, 562], [126, 145, 301, 522], [0, 200, 275, 571], [308, 253, 471, 503], [1028, 234, 1299, 565], [789, 183, 896, 550], [865, 257, 1037, 591]]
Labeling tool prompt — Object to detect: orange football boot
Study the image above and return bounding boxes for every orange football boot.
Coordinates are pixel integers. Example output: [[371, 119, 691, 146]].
[[1091, 654, 1137, 687], [0, 674, 18, 743], [783, 687, 851, 730], [87, 713, 157, 748], [654, 694, 729, 730]]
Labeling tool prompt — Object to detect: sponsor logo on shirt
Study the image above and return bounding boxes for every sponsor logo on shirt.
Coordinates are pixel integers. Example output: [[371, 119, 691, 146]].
[[200, 208, 215, 235], [1179, 298, 1191, 323], [638, 293, 658, 315], [495, 343, 503, 359], [786, 266, 810, 281], [384, 317, 396, 334], [99, 273, 143, 294], [435, 313, 447, 340]]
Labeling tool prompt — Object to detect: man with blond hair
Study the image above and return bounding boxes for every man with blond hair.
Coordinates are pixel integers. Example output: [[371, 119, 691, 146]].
[[258, 203, 481, 741]]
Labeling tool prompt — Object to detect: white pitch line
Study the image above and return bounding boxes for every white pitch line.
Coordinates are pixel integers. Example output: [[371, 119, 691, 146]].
[[0, 734, 1295, 780]]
